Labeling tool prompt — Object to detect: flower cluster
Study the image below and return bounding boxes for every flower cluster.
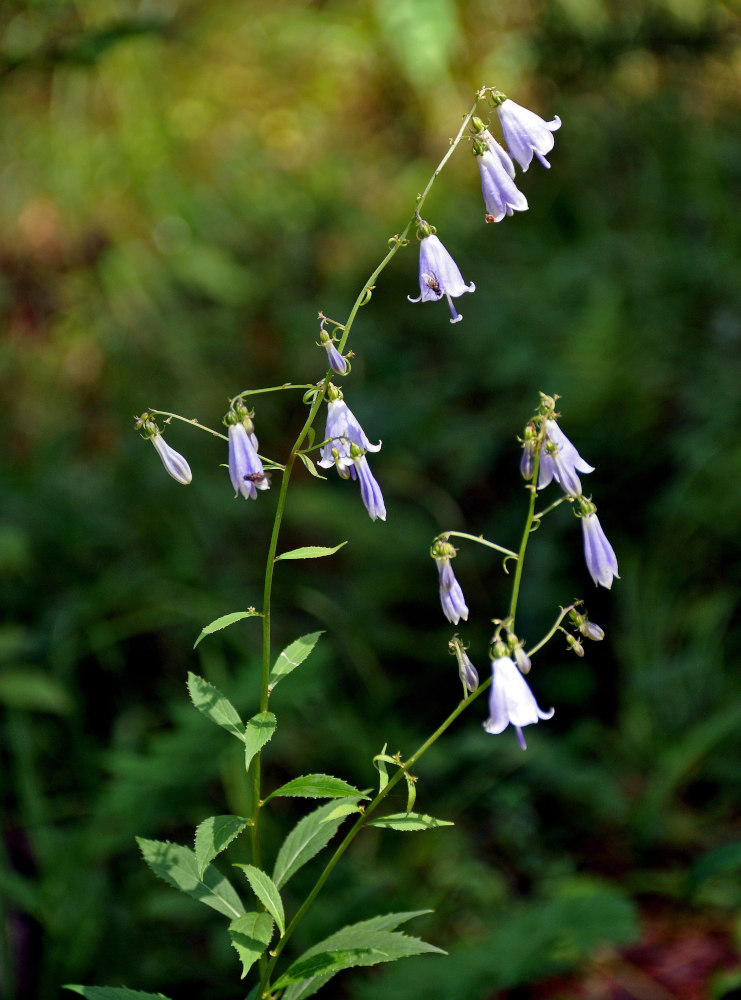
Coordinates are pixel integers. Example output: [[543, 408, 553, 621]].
[[318, 387, 386, 522], [408, 93, 559, 323], [521, 394, 619, 590]]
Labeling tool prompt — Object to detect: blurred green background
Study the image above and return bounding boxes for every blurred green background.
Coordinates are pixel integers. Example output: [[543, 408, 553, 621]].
[[1, 0, 741, 998]]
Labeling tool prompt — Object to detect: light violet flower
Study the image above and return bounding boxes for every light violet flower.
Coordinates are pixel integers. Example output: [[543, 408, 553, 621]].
[[228, 422, 270, 500], [537, 419, 594, 497], [150, 432, 192, 485], [476, 138, 528, 223], [318, 395, 385, 521], [449, 635, 479, 694], [581, 512, 619, 589], [497, 98, 561, 172], [483, 655, 554, 750], [435, 555, 469, 625], [407, 234, 475, 324], [351, 447, 386, 522], [320, 332, 348, 375]]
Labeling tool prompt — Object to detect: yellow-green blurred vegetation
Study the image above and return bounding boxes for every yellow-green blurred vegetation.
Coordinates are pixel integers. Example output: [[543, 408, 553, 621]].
[[2, 0, 741, 998]]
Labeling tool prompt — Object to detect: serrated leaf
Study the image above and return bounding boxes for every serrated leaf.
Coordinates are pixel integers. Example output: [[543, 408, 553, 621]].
[[193, 611, 261, 649], [274, 918, 444, 992], [64, 989, 172, 1000], [273, 948, 384, 988], [322, 800, 363, 822], [367, 813, 454, 831], [187, 673, 245, 741], [137, 838, 245, 919], [194, 815, 249, 878], [269, 632, 323, 693], [279, 913, 434, 1000], [234, 864, 285, 935], [298, 452, 326, 480], [264, 774, 362, 803], [272, 798, 360, 889], [244, 711, 277, 771], [275, 543, 347, 561], [229, 911, 274, 979]]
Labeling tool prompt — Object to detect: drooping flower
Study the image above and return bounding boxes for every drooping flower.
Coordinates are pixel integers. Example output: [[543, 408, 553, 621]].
[[449, 636, 479, 694], [581, 512, 619, 589], [483, 655, 554, 750], [320, 330, 348, 375], [497, 98, 561, 172], [150, 431, 192, 485], [537, 419, 594, 497], [475, 137, 528, 223], [318, 392, 385, 521], [431, 540, 469, 625], [407, 233, 475, 325], [227, 421, 270, 500], [350, 446, 386, 522]]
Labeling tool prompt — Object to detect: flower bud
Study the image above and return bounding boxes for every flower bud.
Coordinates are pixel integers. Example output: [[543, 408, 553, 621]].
[[150, 432, 192, 485], [449, 636, 479, 694], [565, 634, 584, 657], [513, 644, 531, 675], [581, 621, 605, 642]]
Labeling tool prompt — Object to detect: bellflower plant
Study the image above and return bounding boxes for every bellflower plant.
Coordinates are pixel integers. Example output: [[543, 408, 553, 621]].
[[407, 225, 475, 324], [89, 84, 623, 1000]]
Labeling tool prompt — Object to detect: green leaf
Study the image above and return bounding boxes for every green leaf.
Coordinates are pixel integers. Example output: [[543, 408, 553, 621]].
[[187, 673, 245, 741], [689, 842, 741, 894], [367, 813, 454, 832], [193, 611, 261, 648], [272, 798, 360, 889], [268, 632, 323, 693], [194, 815, 249, 878], [323, 800, 363, 822], [280, 912, 434, 1000], [234, 864, 285, 935], [275, 543, 347, 561], [137, 838, 245, 919], [274, 914, 443, 993], [229, 911, 274, 979], [244, 711, 277, 771], [64, 987, 172, 1000], [263, 774, 362, 803], [298, 452, 326, 480]]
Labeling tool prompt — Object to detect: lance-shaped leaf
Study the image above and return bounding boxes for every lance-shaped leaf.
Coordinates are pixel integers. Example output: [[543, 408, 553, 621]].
[[366, 813, 454, 832], [272, 798, 361, 889], [275, 543, 347, 561], [244, 711, 277, 771], [187, 673, 245, 741], [229, 911, 274, 979], [263, 774, 363, 804], [65, 990, 172, 1000], [274, 912, 444, 994], [137, 838, 245, 919], [279, 912, 434, 1000], [269, 631, 323, 693], [298, 453, 326, 480], [193, 610, 261, 649], [234, 864, 285, 935], [194, 815, 249, 878]]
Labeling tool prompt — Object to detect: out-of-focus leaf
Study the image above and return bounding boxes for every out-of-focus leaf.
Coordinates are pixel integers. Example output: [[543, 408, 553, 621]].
[[0, 667, 73, 714]]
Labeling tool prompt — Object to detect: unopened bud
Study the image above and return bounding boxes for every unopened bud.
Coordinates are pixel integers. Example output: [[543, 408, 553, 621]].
[[150, 432, 192, 485], [565, 634, 584, 657], [513, 644, 531, 674]]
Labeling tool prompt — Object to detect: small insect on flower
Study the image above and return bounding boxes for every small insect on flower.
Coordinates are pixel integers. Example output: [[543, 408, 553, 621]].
[[423, 273, 441, 295], [244, 471, 271, 486]]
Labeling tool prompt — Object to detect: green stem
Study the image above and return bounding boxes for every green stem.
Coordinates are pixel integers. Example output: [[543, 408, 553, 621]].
[[146, 410, 228, 441], [441, 530, 518, 560], [258, 677, 492, 998], [230, 383, 316, 404], [508, 447, 543, 628], [526, 603, 578, 658]]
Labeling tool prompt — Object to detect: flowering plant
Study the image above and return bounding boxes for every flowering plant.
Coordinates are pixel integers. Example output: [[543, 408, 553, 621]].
[[68, 85, 617, 1000]]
